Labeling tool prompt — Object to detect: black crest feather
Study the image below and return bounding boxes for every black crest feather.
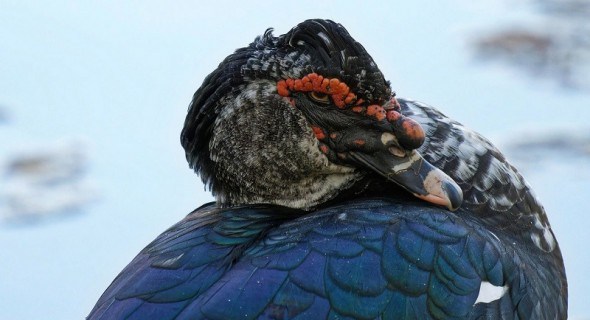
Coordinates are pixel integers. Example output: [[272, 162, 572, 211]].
[[181, 19, 390, 193], [279, 19, 390, 101]]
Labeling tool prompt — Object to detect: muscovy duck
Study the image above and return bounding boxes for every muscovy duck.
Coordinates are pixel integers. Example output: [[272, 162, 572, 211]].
[[88, 19, 567, 319]]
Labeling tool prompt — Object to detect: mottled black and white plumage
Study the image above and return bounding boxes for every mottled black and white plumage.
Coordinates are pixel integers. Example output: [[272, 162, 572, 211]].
[[89, 19, 567, 319], [402, 100, 559, 253]]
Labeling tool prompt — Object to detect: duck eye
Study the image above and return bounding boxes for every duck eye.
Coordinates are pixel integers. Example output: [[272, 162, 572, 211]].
[[309, 91, 330, 104]]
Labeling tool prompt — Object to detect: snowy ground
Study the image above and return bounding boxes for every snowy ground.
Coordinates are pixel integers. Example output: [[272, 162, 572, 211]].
[[1, 1, 588, 319]]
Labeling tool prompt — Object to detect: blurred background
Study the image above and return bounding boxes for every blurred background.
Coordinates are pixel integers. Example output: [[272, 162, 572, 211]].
[[1, 0, 588, 318]]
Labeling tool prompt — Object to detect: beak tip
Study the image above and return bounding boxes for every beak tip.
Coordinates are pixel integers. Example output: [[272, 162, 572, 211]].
[[443, 180, 463, 211]]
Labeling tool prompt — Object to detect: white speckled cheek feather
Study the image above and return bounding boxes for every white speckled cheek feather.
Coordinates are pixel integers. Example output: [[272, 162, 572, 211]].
[[209, 81, 361, 209]]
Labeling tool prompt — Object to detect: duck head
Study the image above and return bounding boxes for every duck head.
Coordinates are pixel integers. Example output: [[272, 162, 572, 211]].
[[181, 19, 463, 211]]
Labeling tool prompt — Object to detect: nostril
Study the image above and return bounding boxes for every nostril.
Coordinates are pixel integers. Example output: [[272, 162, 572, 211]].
[[388, 146, 406, 157]]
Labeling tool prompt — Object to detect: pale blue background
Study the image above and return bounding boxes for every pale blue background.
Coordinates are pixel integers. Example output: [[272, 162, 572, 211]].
[[1, 1, 588, 319]]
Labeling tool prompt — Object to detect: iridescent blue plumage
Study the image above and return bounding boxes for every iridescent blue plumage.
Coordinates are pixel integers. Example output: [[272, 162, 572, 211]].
[[88, 19, 566, 319], [89, 199, 563, 319]]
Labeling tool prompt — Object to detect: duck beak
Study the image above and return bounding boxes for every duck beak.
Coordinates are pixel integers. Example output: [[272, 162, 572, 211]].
[[296, 91, 463, 209], [349, 148, 463, 211]]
